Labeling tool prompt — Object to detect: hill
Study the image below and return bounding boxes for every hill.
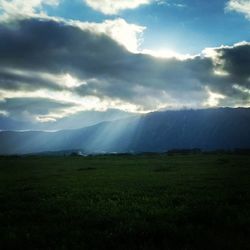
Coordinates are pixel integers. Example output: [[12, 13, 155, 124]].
[[1, 108, 250, 154]]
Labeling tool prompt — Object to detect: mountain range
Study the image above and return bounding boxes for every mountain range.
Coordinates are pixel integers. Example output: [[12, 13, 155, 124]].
[[1, 108, 250, 155]]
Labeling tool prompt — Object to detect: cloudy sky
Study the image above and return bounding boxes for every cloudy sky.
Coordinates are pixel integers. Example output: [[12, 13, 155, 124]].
[[0, 0, 250, 130]]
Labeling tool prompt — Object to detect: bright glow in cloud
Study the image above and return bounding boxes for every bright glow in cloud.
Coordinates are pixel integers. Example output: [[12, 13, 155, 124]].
[[202, 41, 250, 77], [0, 68, 86, 89], [53, 73, 86, 88], [0, 17, 249, 124], [84, 0, 151, 15], [35, 97, 142, 122], [204, 87, 226, 107], [233, 84, 250, 95], [99, 19, 145, 53], [0, 110, 8, 116], [203, 46, 230, 76], [61, 74, 83, 88], [0, 85, 143, 123], [142, 49, 196, 60], [226, 0, 250, 19], [74, 18, 145, 53]]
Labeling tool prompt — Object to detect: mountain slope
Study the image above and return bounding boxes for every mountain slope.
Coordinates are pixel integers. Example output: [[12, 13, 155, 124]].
[[1, 108, 250, 154], [0, 109, 134, 131]]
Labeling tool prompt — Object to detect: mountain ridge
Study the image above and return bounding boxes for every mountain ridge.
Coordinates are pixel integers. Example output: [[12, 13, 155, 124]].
[[1, 108, 250, 155]]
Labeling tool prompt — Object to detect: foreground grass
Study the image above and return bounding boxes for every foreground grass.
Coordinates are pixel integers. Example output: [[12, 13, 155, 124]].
[[0, 154, 250, 250]]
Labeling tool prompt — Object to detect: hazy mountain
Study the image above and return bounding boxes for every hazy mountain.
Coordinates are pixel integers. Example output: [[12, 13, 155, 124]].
[[0, 109, 134, 131], [1, 108, 250, 155]]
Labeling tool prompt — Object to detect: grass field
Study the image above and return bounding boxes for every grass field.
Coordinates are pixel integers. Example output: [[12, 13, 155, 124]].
[[0, 154, 250, 250]]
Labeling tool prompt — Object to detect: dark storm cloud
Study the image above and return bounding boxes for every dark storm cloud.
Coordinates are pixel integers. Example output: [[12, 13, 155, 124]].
[[201, 43, 250, 103], [0, 68, 63, 91], [0, 19, 129, 77], [0, 98, 73, 117], [0, 18, 249, 117], [216, 43, 250, 83]]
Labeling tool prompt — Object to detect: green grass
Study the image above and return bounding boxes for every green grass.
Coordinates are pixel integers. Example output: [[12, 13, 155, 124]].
[[0, 154, 250, 250]]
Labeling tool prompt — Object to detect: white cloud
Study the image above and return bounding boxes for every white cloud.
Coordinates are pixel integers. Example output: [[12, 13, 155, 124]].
[[226, 0, 250, 19], [71, 18, 145, 53], [0, 0, 144, 54], [0, 2, 145, 54], [84, 0, 151, 15], [0, 0, 59, 20], [0, 1, 145, 54], [0, 85, 143, 123], [1, 17, 250, 122]]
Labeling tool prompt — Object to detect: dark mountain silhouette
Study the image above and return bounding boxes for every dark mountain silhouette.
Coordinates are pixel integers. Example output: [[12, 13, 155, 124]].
[[1, 108, 250, 155]]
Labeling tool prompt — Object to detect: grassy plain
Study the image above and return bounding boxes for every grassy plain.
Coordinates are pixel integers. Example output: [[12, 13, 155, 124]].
[[0, 153, 250, 249]]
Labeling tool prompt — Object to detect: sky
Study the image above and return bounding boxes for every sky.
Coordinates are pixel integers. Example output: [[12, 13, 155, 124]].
[[0, 0, 250, 130]]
